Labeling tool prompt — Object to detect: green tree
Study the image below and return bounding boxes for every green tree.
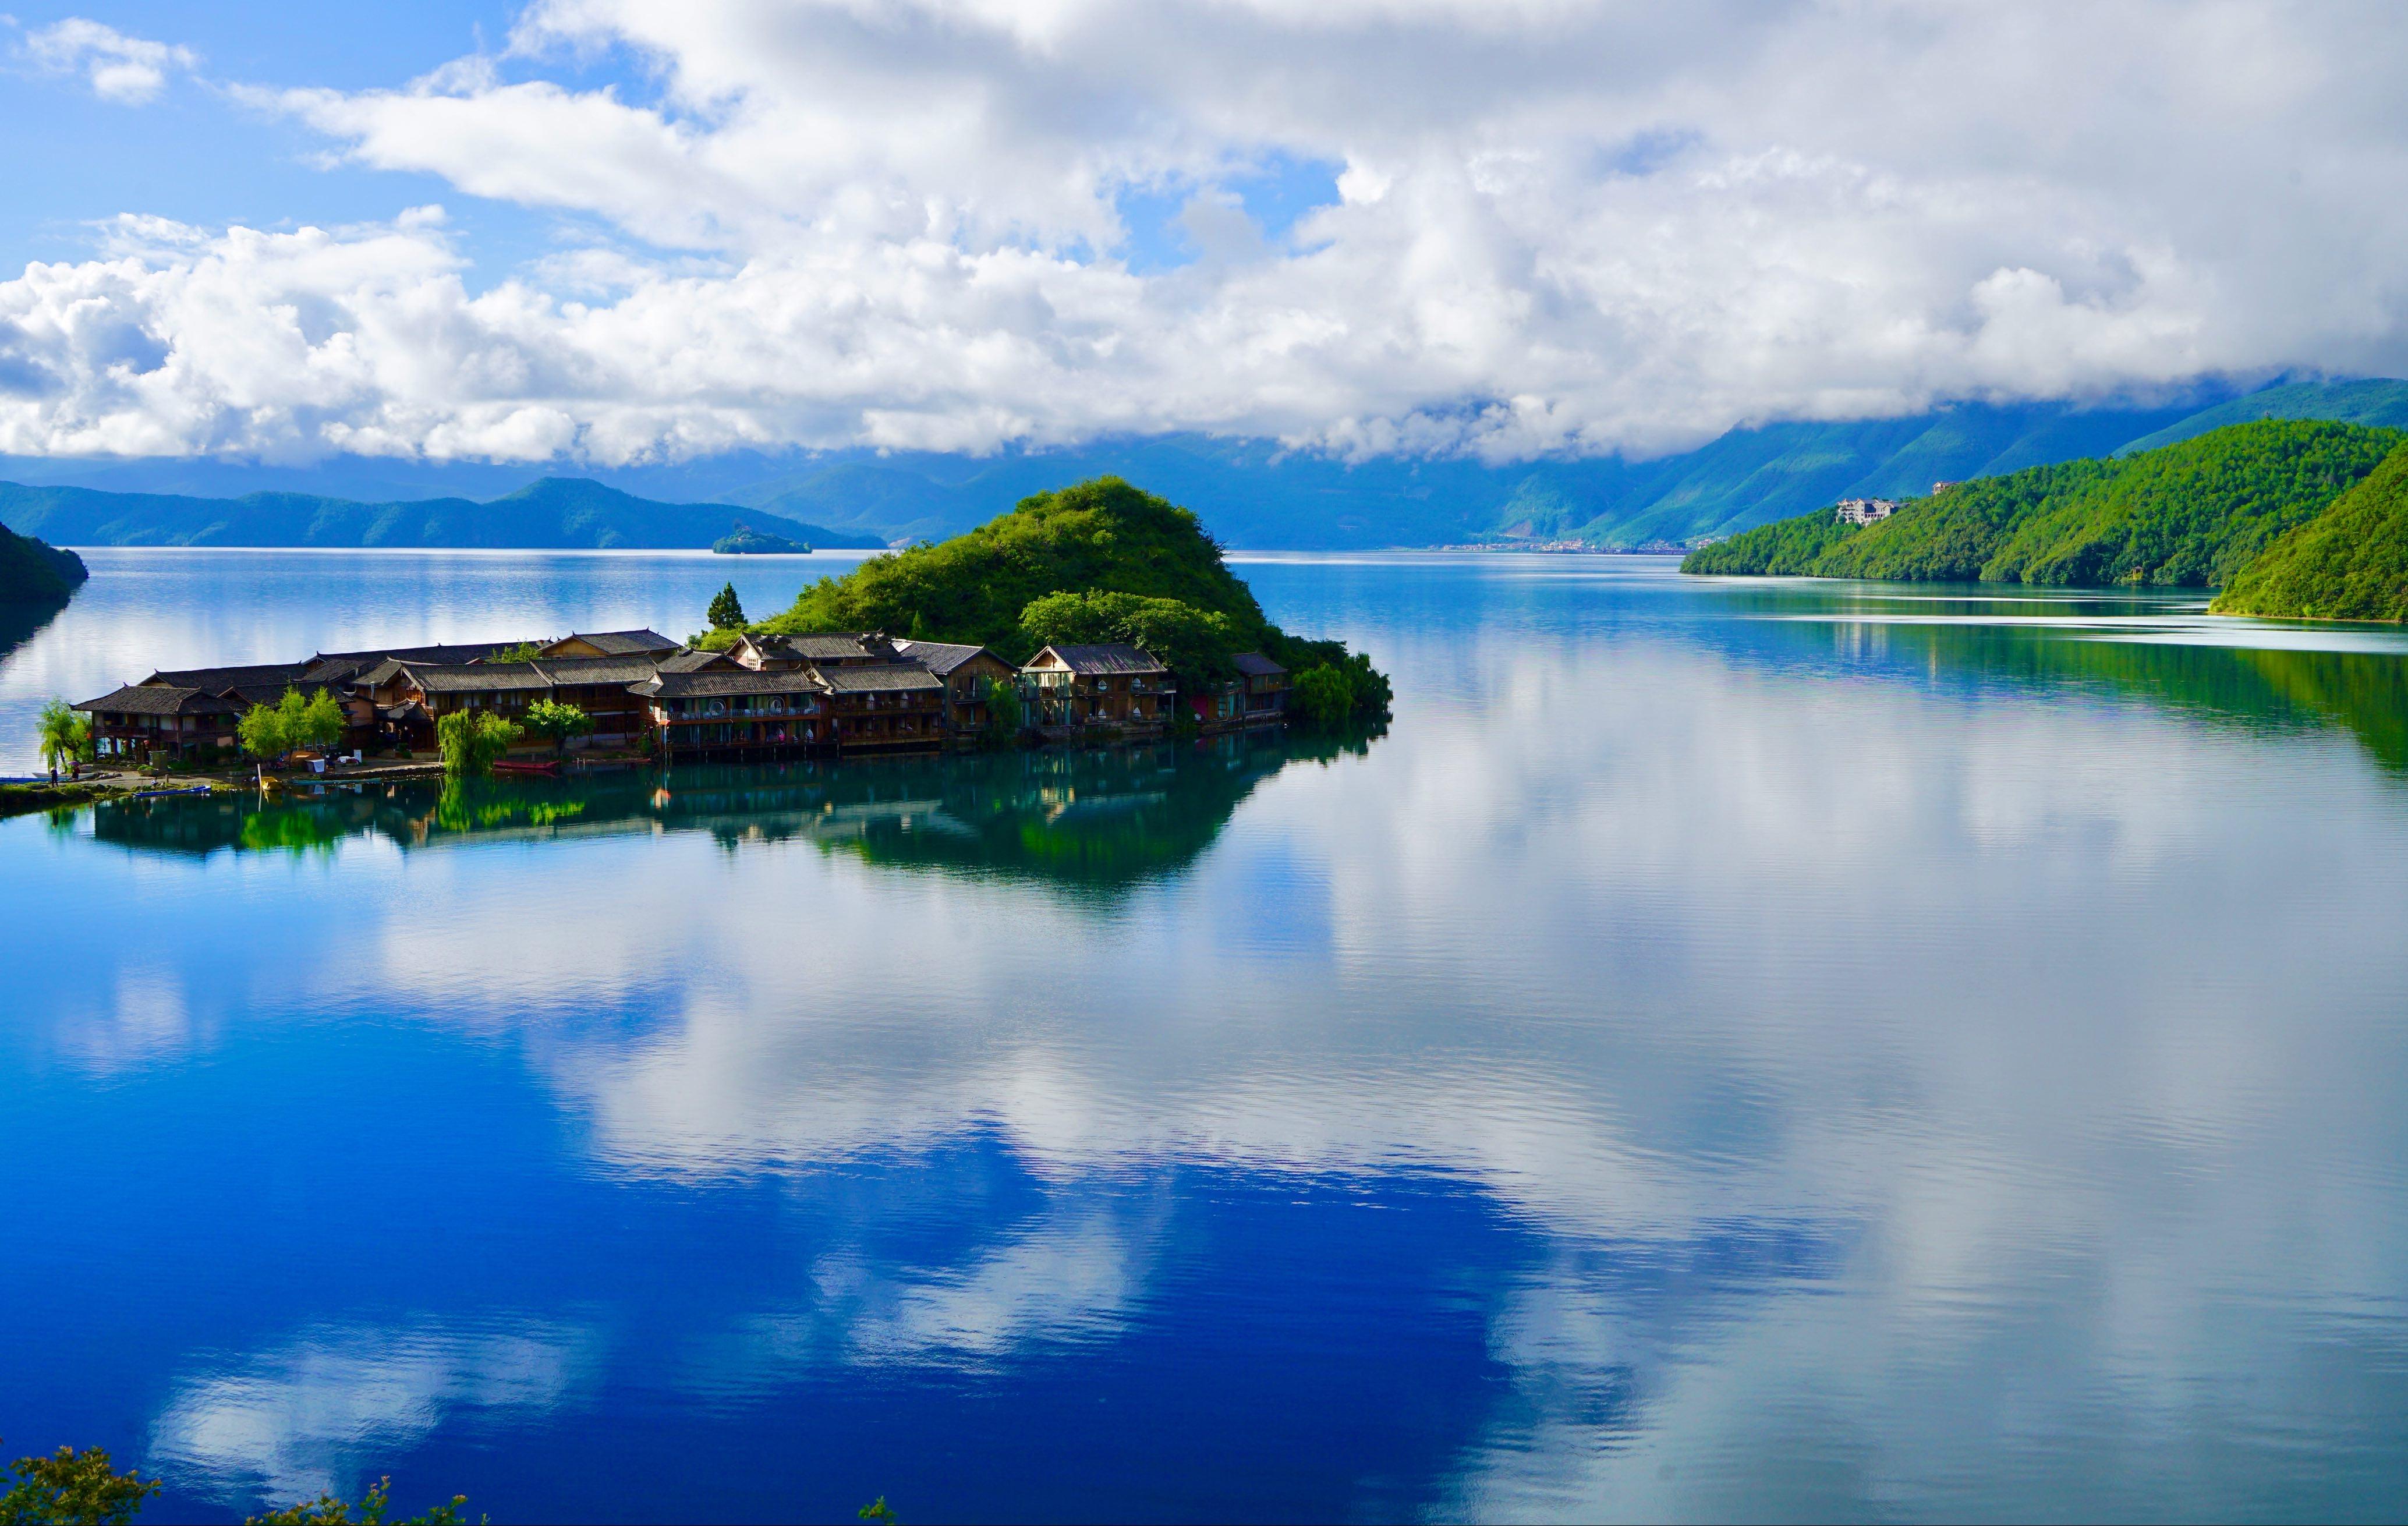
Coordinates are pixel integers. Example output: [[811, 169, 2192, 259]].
[[707, 582, 747, 629], [1292, 664, 1356, 728], [246, 1477, 473, 1526], [238, 700, 289, 765], [298, 689, 347, 754], [1018, 590, 1241, 686], [34, 700, 87, 783], [0, 1440, 160, 1526], [858, 1499, 898, 1525], [983, 676, 1024, 745], [522, 700, 595, 756], [435, 711, 522, 776], [482, 641, 544, 664]]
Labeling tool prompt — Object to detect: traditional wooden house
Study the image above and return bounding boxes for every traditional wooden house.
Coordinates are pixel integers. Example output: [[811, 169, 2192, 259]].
[[528, 656, 665, 745], [891, 639, 1017, 742], [1233, 653, 1291, 718], [629, 669, 833, 756], [1021, 644, 1173, 733], [1187, 652, 1291, 728], [814, 663, 948, 751], [76, 682, 247, 763], [379, 663, 556, 751]]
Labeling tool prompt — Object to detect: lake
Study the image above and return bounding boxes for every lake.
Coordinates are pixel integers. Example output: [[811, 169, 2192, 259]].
[[3, 548, 2407, 1523]]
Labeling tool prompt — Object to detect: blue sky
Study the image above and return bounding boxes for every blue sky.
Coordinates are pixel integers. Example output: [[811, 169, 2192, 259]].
[[1, 2, 2403, 468]]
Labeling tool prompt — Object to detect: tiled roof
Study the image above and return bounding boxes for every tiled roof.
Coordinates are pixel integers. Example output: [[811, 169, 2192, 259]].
[[632, 670, 831, 698], [76, 684, 238, 716], [401, 663, 554, 693], [893, 639, 996, 677], [143, 661, 317, 691], [1031, 643, 1167, 675], [657, 647, 736, 672], [548, 628, 678, 656], [757, 632, 888, 663], [815, 661, 945, 693], [530, 655, 664, 685], [1232, 652, 1287, 677]]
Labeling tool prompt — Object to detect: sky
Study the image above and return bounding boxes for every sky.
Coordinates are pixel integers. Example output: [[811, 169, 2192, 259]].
[[1, 1, 2405, 469]]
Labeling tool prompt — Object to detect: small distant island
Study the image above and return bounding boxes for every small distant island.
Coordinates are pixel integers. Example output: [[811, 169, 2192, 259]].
[[1683, 419, 2408, 620], [713, 523, 810, 555]]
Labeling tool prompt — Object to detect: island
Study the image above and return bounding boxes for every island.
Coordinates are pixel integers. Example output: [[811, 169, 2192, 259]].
[[713, 523, 810, 554], [1682, 420, 2407, 607]]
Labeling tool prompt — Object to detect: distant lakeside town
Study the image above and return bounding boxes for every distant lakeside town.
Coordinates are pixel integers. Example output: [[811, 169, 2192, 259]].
[[69, 625, 1297, 779]]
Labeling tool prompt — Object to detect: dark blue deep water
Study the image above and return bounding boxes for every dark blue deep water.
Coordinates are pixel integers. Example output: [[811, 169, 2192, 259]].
[[5, 549, 2408, 1523]]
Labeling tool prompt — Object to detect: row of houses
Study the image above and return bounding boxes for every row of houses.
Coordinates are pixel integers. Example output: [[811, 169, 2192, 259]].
[[75, 626, 1295, 766]]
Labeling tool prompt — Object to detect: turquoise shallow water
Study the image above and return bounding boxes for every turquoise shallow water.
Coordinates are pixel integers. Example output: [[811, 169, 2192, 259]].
[[3, 550, 2408, 1522]]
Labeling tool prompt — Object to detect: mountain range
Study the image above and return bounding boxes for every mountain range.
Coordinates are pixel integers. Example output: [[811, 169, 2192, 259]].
[[0, 477, 884, 552], [2, 379, 2404, 551]]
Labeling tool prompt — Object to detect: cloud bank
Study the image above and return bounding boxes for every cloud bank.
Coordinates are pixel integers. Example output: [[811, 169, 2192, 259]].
[[5, 1, 2407, 465]]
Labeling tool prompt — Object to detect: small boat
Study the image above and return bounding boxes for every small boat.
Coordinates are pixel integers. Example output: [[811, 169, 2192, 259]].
[[131, 785, 214, 800], [492, 758, 562, 776]]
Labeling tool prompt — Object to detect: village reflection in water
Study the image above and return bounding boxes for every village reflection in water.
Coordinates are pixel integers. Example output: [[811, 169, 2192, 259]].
[[86, 726, 1379, 891]]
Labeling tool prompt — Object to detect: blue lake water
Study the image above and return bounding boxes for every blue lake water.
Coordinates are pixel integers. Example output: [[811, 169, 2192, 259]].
[[4, 550, 2408, 1522]]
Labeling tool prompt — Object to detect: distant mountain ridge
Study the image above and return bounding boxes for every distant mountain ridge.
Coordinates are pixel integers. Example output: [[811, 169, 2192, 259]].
[[2, 379, 2403, 550], [0, 476, 886, 551]]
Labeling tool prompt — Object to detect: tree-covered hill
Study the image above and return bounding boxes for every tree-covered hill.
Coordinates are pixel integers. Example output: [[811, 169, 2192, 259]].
[[2211, 442, 2408, 622], [0, 519, 88, 604], [1683, 421, 2403, 589], [756, 476, 1387, 710]]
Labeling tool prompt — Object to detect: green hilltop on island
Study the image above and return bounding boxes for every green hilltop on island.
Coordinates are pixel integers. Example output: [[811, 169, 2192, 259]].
[[726, 475, 1390, 717], [1683, 419, 2408, 620]]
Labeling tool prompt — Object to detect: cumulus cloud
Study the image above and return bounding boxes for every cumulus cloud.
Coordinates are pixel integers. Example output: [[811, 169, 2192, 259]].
[[5, 1, 2408, 463], [23, 17, 197, 104]]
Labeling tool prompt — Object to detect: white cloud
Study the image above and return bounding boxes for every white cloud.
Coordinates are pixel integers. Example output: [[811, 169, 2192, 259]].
[[5, 1, 2408, 463], [23, 17, 197, 104]]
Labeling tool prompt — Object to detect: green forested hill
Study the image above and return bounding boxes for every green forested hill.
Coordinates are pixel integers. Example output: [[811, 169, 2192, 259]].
[[0, 521, 87, 604], [2212, 443, 2408, 621], [759, 476, 1384, 696], [766, 476, 1274, 657], [1684, 421, 2402, 588]]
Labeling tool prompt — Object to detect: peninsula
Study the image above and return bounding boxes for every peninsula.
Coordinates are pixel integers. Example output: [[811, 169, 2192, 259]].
[[0, 518, 87, 604], [1683, 420, 2407, 608]]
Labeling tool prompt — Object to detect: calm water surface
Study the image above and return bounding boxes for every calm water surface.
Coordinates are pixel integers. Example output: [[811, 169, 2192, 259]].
[[3, 550, 2407, 1523]]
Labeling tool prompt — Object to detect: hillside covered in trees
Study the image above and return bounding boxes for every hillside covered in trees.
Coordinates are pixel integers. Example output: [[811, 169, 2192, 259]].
[[752, 475, 1389, 712], [0, 519, 87, 604], [2212, 442, 2408, 622], [1683, 421, 2403, 590]]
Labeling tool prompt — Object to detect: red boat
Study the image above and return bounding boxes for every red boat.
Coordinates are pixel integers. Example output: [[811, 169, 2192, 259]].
[[491, 758, 561, 776]]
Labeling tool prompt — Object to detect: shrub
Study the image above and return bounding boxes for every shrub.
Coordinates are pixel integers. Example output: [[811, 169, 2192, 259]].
[[435, 711, 522, 776], [0, 1439, 159, 1526], [1293, 665, 1355, 728]]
